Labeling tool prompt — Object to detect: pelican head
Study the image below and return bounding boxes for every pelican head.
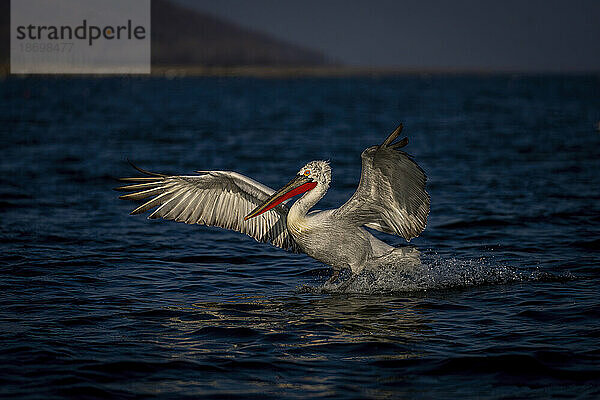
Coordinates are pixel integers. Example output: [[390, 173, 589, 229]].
[[244, 160, 330, 220], [298, 160, 331, 186]]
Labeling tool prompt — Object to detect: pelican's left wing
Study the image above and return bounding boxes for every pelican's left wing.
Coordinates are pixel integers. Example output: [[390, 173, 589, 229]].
[[334, 124, 430, 241], [116, 165, 300, 252]]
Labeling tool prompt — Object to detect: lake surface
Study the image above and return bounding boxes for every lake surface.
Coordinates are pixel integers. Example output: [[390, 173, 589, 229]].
[[1, 75, 599, 398]]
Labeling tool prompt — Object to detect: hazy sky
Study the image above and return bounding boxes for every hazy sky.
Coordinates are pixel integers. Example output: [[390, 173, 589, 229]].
[[174, 0, 600, 72]]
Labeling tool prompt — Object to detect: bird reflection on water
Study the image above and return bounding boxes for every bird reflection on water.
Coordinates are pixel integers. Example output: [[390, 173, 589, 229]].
[[134, 295, 429, 397], [161, 294, 428, 358]]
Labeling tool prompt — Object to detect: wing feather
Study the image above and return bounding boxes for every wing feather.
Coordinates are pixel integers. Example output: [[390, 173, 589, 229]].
[[188, 191, 206, 224], [147, 188, 187, 219], [164, 191, 194, 220], [334, 127, 430, 241], [177, 189, 201, 223], [119, 186, 166, 201], [130, 190, 178, 215], [117, 167, 300, 252], [115, 182, 163, 192]]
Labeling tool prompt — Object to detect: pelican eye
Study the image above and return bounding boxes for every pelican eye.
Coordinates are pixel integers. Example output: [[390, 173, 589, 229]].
[[303, 170, 311, 176]]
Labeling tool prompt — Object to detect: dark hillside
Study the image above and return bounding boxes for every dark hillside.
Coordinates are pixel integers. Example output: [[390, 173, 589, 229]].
[[151, 0, 328, 66]]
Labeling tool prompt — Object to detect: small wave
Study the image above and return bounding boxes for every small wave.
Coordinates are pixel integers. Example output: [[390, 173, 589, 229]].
[[301, 255, 571, 294], [191, 326, 261, 338], [572, 238, 600, 251], [436, 218, 514, 229], [371, 352, 600, 382]]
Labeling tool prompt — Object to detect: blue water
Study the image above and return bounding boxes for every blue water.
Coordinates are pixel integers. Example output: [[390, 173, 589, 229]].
[[1, 75, 599, 398]]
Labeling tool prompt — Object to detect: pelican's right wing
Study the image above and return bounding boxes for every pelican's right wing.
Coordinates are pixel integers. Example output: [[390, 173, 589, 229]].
[[116, 165, 300, 252], [334, 124, 430, 241]]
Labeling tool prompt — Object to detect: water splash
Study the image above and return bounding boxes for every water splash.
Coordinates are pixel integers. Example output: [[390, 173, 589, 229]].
[[302, 254, 570, 295]]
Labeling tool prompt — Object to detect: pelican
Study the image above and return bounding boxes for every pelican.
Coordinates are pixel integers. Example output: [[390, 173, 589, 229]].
[[116, 124, 430, 283]]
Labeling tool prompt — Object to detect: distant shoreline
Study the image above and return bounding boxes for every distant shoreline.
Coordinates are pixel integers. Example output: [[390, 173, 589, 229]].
[[2, 64, 598, 78]]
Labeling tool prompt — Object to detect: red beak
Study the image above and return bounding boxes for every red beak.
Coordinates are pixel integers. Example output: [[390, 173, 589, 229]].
[[244, 175, 317, 220]]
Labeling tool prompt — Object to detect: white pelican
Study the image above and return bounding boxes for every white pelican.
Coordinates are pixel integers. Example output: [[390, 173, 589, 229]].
[[117, 124, 429, 283]]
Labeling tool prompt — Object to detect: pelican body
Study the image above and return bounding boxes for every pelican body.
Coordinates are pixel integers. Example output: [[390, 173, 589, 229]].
[[117, 124, 430, 283]]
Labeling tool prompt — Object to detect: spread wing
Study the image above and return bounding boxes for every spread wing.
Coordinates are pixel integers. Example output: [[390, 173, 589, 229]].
[[334, 124, 430, 241], [116, 164, 300, 252]]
